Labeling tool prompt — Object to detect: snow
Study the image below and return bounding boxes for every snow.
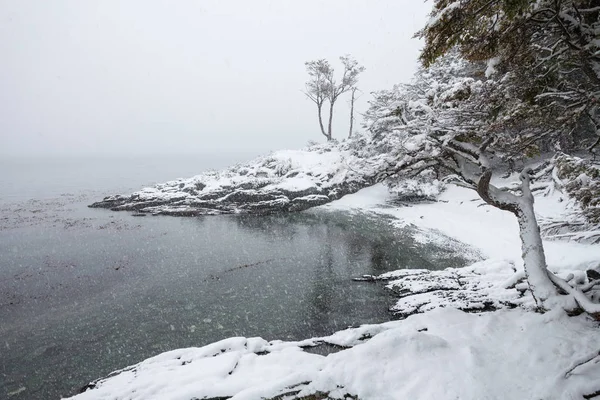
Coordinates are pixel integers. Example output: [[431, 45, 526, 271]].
[[264, 176, 316, 192], [66, 179, 600, 400], [383, 259, 529, 315], [65, 309, 600, 400], [485, 57, 500, 77], [174, 149, 344, 195], [426, 1, 461, 29], [325, 183, 520, 260]]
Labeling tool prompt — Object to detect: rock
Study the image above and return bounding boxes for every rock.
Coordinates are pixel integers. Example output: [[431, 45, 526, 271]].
[[373, 261, 528, 318], [586, 269, 600, 281]]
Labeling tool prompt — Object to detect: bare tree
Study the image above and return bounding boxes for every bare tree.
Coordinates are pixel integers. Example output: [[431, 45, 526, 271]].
[[324, 56, 365, 140], [304, 60, 333, 140], [304, 56, 364, 141]]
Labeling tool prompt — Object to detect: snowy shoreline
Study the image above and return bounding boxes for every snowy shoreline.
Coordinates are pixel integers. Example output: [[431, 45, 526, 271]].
[[66, 177, 600, 400]]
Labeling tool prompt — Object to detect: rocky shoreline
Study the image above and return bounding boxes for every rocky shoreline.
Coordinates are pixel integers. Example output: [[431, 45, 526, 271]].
[[88, 145, 388, 216], [89, 179, 371, 216]]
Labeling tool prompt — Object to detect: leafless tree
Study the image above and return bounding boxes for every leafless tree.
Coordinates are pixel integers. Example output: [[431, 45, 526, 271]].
[[324, 56, 365, 140], [304, 59, 333, 140], [304, 56, 365, 141]]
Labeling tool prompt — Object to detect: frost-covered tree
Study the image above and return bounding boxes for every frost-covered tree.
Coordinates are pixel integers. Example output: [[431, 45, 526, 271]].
[[324, 56, 365, 140], [364, 48, 600, 317], [419, 0, 600, 156], [413, 0, 600, 316], [304, 56, 365, 141]]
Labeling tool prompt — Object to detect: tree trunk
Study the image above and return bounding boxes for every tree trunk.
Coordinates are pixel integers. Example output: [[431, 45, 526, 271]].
[[476, 167, 600, 316], [349, 88, 356, 138], [327, 101, 335, 141], [477, 169, 558, 308], [513, 185, 557, 307], [317, 103, 328, 139]]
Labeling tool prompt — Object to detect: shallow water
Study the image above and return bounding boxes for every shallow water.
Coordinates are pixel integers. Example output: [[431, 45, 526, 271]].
[[0, 157, 475, 400]]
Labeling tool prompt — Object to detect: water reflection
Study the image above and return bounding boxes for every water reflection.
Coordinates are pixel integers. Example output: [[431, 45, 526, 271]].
[[309, 228, 335, 321]]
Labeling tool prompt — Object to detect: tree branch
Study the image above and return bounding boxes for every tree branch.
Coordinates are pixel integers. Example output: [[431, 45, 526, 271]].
[[477, 169, 521, 214], [547, 272, 600, 318], [564, 349, 600, 378]]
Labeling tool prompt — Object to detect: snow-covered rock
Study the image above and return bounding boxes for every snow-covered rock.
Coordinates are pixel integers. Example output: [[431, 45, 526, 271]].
[[89, 142, 389, 215], [377, 259, 527, 316]]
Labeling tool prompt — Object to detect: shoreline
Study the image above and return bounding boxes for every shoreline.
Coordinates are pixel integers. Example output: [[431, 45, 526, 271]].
[[4, 191, 460, 400], [2, 174, 598, 400], [64, 181, 600, 400]]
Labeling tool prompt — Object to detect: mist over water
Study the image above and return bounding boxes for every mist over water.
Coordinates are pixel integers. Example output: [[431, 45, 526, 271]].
[[0, 152, 261, 203]]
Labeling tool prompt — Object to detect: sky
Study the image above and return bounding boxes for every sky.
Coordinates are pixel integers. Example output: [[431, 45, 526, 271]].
[[0, 0, 432, 157]]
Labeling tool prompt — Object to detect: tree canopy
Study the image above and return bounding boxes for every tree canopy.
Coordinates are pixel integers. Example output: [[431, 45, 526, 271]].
[[418, 0, 600, 156]]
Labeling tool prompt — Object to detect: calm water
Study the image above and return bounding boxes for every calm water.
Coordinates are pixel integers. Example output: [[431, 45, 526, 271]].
[[0, 153, 260, 204], [0, 155, 476, 400]]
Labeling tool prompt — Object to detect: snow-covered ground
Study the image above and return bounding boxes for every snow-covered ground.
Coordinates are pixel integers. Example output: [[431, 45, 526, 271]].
[[66, 308, 600, 400], [66, 181, 600, 400]]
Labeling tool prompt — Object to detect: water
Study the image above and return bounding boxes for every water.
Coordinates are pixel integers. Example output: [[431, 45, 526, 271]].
[[0, 155, 474, 399], [0, 153, 259, 204]]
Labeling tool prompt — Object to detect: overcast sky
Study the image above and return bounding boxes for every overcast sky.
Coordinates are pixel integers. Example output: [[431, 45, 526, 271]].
[[0, 0, 431, 157]]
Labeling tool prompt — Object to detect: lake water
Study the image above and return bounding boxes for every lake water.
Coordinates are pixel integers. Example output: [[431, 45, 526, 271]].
[[0, 155, 474, 400]]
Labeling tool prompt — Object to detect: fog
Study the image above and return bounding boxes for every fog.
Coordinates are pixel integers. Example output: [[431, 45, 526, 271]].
[[0, 0, 431, 157]]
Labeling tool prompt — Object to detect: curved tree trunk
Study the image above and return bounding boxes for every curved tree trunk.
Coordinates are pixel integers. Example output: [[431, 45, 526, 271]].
[[477, 169, 558, 308], [514, 183, 558, 306], [317, 103, 327, 139]]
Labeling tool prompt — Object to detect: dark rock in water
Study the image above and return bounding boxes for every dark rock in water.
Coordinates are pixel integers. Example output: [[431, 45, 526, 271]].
[[79, 383, 96, 393], [352, 275, 378, 282]]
